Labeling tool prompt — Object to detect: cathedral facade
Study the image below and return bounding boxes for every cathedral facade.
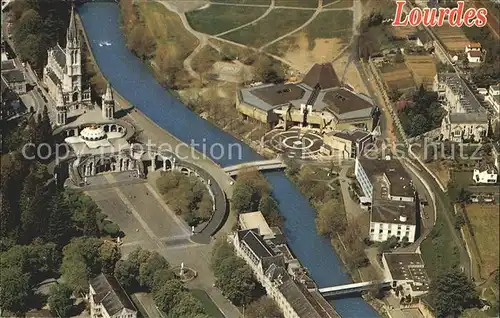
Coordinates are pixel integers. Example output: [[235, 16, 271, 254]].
[[43, 6, 91, 125]]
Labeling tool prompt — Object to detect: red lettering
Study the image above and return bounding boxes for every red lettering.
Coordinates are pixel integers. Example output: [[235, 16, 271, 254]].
[[475, 8, 488, 27], [437, 8, 451, 26], [408, 8, 423, 26], [463, 8, 476, 27], [422, 8, 438, 27], [448, 1, 465, 27], [392, 1, 408, 26]]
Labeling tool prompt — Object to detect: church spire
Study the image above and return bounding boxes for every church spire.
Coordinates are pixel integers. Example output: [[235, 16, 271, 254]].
[[104, 82, 113, 102], [67, 4, 79, 46]]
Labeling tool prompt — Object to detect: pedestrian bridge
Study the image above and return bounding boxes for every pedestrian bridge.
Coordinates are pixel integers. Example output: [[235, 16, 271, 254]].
[[223, 159, 286, 177], [318, 279, 393, 297]]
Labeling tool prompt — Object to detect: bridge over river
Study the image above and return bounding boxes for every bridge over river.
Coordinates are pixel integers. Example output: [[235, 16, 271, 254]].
[[319, 279, 393, 297], [223, 158, 287, 177]]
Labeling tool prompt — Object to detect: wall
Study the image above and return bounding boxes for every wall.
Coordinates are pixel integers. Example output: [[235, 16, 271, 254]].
[[369, 222, 416, 243]]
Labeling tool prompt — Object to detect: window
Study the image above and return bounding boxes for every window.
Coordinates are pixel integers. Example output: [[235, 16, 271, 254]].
[[379, 229, 383, 234], [370, 228, 374, 233]]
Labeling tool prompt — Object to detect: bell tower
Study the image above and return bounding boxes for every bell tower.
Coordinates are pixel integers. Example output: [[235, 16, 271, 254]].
[[102, 82, 115, 120], [56, 86, 67, 126], [64, 5, 82, 102]]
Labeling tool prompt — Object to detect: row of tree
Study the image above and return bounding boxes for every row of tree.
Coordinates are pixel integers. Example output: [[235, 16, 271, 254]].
[[115, 248, 209, 317], [231, 169, 283, 227], [9, 0, 70, 72], [156, 171, 213, 226]]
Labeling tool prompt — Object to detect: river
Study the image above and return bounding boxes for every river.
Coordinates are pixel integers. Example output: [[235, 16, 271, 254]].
[[78, 3, 378, 317]]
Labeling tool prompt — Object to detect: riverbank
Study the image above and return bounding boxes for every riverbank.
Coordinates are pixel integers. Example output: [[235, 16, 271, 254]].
[[118, 0, 273, 156], [78, 3, 379, 316]]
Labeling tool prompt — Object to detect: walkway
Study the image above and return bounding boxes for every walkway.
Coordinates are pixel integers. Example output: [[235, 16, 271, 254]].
[[318, 279, 392, 297], [223, 158, 286, 176]]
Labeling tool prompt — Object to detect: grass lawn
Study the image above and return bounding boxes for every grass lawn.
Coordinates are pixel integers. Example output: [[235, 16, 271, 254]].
[[191, 45, 221, 74], [138, 2, 198, 60], [186, 4, 268, 35], [302, 10, 352, 48], [324, 0, 353, 8], [421, 214, 460, 279], [450, 170, 475, 187], [275, 0, 318, 7], [191, 289, 225, 318], [221, 9, 313, 47], [463, 204, 499, 278]]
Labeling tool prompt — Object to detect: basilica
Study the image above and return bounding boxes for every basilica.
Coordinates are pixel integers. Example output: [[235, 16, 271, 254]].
[[47, 7, 175, 187]]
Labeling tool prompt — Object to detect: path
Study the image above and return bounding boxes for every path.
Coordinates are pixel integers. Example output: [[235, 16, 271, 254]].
[[215, 0, 275, 37], [259, 0, 324, 51], [337, 165, 364, 220]]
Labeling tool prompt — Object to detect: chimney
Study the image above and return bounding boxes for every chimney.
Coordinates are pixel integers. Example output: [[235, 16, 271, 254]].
[[399, 215, 407, 222]]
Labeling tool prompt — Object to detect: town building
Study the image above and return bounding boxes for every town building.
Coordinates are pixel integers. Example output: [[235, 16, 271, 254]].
[[465, 42, 482, 64], [233, 211, 339, 318], [1, 75, 25, 120], [42, 6, 91, 106], [486, 84, 500, 114], [89, 273, 137, 318], [414, 30, 433, 50], [236, 63, 379, 133], [382, 252, 430, 297], [473, 162, 498, 184], [321, 128, 373, 159], [435, 73, 488, 142], [355, 157, 418, 243], [1, 59, 27, 95]]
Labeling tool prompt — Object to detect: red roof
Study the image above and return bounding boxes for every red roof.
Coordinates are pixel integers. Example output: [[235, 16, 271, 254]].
[[468, 51, 482, 58]]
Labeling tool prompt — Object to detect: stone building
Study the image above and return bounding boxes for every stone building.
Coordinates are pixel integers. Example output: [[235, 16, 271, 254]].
[[89, 273, 137, 318], [43, 6, 91, 107], [434, 73, 488, 142], [355, 157, 418, 243], [233, 212, 339, 318], [236, 63, 379, 133]]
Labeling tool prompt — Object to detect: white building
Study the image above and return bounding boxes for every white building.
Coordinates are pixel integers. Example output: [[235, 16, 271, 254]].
[[42, 6, 91, 106], [382, 252, 430, 297], [473, 163, 498, 184], [435, 73, 489, 142], [89, 274, 137, 318], [233, 212, 337, 318], [465, 42, 482, 64], [355, 157, 418, 243], [486, 84, 500, 114]]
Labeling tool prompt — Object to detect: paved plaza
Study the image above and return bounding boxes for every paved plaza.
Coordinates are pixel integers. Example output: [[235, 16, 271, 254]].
[[263, 128, 323, 160]]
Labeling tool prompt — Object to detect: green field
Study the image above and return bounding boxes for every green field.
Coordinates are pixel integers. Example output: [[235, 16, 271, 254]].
[[186, 4, 268, 35], [420, 214, 460, 279], [275, 0, 318, 7], [302, 10, 352, 46], [191, 289, 225, 318], [323, 0, 353, 8], [221, 9, 313, 47]]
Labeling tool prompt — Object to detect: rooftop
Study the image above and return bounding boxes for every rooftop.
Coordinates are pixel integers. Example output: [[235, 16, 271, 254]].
[[358, 158, 415, 198], [2, 69, 25, 83], [239, 229, 276, 259], [448, 112, 488, 124], [239, 211, 275, 237], [328, 128, 372, 143], [52, 44, 66, 68], [302, 63, 341, 90], [89, 273, 137, 316], [383, 252, 430, 292], [440, 73, 485, 114], [1, 59, 16, 71], [371, 200, 417, 225]]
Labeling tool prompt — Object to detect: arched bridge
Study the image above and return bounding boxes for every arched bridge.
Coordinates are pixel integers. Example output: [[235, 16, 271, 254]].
[[318, 279, 392, 297], [223, 159, 287, 177]]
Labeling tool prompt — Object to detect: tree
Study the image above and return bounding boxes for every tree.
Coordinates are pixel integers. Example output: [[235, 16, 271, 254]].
[[0, 267, 32, 315], [169, 292, 206, 317], [430, 270, 478, 317], [151, 269, 176, 294], [245, 296, 283, 318], [114, 248, 153, 291], [394, 50, 404, 63], [48, 283, 73, 318], [315, 199, 347, 236], [139, 252, 169, 289], [98, 241, 121, 275], [214, 256, 256, 306], [153, 279, 186, 313], [47, 191, 74, 246]]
